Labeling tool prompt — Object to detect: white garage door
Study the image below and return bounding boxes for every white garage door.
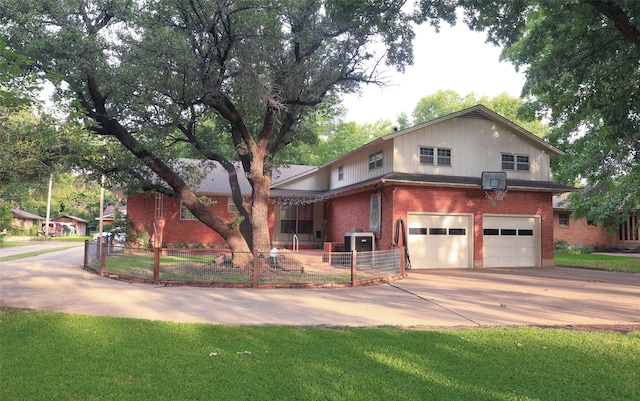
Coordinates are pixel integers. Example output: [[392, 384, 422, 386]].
[[483, 216, 538, 267], [407, 214, 472, 269]]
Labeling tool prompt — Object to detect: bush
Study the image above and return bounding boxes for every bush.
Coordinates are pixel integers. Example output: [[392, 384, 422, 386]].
[[125, 223, 150, 248], [554, 240, 593, 255]]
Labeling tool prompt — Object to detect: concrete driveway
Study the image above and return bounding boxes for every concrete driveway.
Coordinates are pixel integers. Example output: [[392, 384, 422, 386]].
[[1, 245, 639, 328]]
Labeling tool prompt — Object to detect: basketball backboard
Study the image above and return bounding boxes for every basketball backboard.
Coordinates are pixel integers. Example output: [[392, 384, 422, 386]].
[[481, 171, 507, 191]]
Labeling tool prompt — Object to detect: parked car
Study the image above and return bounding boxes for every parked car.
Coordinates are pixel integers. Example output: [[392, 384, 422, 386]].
[[39, 222, 62, 237], [93, 227, 126, 243]]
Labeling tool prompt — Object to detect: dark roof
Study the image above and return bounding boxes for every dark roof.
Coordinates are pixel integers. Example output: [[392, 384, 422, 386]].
[[11, 209, 45, 220], [171, 160, 317, 194], [270, 173, 575, 204], [52, 215, 89, 223]]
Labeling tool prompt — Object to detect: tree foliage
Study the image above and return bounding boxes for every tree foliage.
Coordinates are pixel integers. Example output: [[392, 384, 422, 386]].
[[0, 0, 456, 255], [412, 90, 548, 137], [452, 0, 640, 226]]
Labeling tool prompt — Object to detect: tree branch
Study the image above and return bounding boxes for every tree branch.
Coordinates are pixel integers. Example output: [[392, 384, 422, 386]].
[[585, 0, 640, 48]]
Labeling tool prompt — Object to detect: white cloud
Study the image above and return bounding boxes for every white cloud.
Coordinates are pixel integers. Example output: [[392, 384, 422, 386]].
[[342, 23, 526, 124]]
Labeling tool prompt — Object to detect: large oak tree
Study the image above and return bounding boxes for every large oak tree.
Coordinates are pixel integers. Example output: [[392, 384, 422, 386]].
[[1, 0, 455, 258]]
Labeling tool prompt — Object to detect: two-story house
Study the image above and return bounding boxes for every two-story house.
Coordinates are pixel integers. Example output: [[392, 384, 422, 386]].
[[127, 105, 574, 268]]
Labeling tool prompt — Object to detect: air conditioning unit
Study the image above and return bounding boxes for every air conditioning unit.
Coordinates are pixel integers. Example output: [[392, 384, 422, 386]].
[[344, 231, 375, 252]]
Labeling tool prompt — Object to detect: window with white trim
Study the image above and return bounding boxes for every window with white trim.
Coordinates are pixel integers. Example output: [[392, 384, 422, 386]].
[[338, 165, 344, 181], [228, 197, 239, 214], [437, 148, 451, 166], [502, 154, 530, 171], [419, 147, 434, 164], [559, 213, 569, 226], [419, 146, 451, 166], [368, 151, 383, 170], [180, 203, 197, 220], [280, 204, 313, 234]]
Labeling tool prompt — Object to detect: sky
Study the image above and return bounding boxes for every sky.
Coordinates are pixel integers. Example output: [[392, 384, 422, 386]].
[[342, 22, 526, 124]]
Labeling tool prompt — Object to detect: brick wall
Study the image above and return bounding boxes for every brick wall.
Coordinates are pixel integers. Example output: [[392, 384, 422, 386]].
[[326, 185, 555, 266], [127, 193, 275, 247], [553, 212, 615, 247]]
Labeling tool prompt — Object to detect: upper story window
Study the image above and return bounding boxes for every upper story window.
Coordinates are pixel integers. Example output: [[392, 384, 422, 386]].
[[419, 146, 451, 166], [368, 151, 383, 170], [437, 148, 451, 166], [180, 203, 197, 220], [338, 165, 344, 181], [502, 154, 530, 171], [419, 147, 434, 164]]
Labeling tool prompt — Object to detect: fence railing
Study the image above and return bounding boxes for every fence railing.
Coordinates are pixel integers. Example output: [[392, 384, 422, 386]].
[[84, 241, 407, 288]]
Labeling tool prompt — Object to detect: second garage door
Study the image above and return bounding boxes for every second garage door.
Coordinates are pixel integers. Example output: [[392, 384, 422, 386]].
[[483, 215, 539, 267], [407, 213, 472, 269]]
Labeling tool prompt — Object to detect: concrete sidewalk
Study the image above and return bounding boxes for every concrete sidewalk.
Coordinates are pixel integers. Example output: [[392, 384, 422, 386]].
[[1, 245, 639, 328]]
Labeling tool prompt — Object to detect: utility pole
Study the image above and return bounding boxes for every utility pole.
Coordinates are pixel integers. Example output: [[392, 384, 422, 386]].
[[44, 173, 53, 239]]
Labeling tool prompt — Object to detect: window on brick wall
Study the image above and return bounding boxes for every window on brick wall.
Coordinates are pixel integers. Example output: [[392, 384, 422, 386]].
[[559, 213, 569, 226], [228, 197, 239, 214], [180, 203, 198, 220]]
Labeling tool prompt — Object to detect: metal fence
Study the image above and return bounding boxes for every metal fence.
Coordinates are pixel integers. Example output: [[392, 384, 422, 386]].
[[84, 241, 407, 288]]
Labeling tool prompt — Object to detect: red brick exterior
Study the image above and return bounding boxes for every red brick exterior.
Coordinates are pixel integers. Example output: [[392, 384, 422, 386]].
[[127, 193, 275, 247], [129, 186, 555, 266], [553, 212, 615, 247], [326, 186, 555, 267]]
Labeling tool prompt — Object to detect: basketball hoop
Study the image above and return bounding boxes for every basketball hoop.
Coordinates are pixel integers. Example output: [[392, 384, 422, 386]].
[[481, 171, 508, 205], [484, 188, 508, 201]]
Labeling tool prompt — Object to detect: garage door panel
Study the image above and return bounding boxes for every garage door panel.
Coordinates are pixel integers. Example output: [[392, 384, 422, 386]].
[[483, 216, 538, 268], [408, 214, 471, 269]]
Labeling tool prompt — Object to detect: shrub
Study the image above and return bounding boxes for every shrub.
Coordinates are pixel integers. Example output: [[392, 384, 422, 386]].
[[554, 240, 593, 255]]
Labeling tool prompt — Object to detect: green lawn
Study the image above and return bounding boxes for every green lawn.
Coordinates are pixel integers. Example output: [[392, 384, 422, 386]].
[[555, 253, 640, 273], [1, 309, 638, 401], [0, 236, 91, 247]]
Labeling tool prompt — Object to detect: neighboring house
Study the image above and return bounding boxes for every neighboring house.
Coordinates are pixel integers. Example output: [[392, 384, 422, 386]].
[[51, 215, 89, 236], [127, 105, 575, 268], [10, 208, 45, 231], [100, 204, 127, 224], [553, 193, 639, 251]]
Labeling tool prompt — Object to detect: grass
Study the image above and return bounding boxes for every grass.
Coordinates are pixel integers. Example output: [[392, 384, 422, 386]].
[[0, 245, 81, 262], [555, 253, 640, 273], [0, 236, 91, 247], [1, 308, 638, 401]]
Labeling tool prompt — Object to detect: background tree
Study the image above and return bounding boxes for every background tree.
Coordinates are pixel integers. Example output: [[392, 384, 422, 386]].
[[1, 0, 456, 258], [0, 200, 12, 238], [411, 90, 548, 137], [449, 0, 640, 227]]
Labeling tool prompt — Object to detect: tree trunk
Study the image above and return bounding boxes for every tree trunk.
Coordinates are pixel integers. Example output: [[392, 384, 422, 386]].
[[249, 153, 273, 257]]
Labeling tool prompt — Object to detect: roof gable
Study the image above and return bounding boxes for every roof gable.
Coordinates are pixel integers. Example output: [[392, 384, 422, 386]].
[[321, 104, 563, 169]]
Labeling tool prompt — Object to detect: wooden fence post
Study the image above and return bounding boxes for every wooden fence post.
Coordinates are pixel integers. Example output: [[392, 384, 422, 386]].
[[83, 240, 89, 268], [252, 252, 259, 288], [153, 247, 160, 284], [351, 250, 357, 287], [99, 242, 106, 277]]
